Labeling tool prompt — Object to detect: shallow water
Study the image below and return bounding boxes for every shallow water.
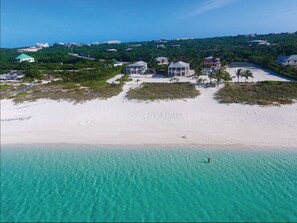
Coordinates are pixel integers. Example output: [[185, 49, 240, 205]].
[[1, 145, 297, 222]]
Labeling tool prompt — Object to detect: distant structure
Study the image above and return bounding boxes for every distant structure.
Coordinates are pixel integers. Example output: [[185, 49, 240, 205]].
[[106, 40, 121, 44], [18, 46, 41, 52], [129, 44, 141, 47], [174, 38, 193, 41], [126, 61, 148, 75], [106, 49, 118, 52], [277, 55, 297, 66], [0, 71, 25, 80], [155, 57, 169, 65], [168, 61, 190, 77], [16, 54, 35, 63], [245, 34, 256, 38], [248, 40, 270, 46], [91, 42, 101, 45], [36, 42, 50, 48], [113, 60, 123, 67], [157, 44, 165, 49], [154, 39, 167, 43]]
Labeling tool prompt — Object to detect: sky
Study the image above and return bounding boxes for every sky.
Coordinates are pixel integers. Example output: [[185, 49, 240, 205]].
[[1, 0, 297, 48]]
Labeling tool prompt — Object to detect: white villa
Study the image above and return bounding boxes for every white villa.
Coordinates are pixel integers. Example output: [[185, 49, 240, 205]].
[[156, 57, 169, 65], [126, 61, 148, 75], [277, 55, 297, 66], [16, 54, 35, 62], [168, 61, 190, 77]]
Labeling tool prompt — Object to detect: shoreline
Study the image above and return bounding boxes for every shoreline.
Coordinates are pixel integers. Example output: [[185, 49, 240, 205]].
[[1, 142, 296, 151]]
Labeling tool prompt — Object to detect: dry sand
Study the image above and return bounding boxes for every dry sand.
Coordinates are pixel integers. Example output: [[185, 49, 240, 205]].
[[1, 64, 297, 148]]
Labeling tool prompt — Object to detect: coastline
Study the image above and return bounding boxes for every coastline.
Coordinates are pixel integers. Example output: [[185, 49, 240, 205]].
[[1, 65, 297, 150], [1, 142, 297, 152]]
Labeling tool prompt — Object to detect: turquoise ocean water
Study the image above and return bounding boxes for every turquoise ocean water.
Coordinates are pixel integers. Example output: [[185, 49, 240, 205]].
[[1, 145, 297, 222]]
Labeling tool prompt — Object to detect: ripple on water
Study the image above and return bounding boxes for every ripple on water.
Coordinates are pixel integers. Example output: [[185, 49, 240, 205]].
[[1, 146, 297, 222]]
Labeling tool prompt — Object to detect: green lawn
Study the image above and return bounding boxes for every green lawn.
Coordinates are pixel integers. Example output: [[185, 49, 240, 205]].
[[127, 82, 200, 101], [215, 81, 297, 105]]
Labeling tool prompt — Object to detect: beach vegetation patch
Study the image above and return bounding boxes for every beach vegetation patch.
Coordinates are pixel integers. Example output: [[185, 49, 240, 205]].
[[215, 81, 297, 105], [127, 82, 200, 101], [11, 81, 125, 104]]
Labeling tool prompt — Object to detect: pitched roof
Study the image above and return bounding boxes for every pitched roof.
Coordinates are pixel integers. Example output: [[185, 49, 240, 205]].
[[169, 61, 189, 68], [287, 55, 297, 60], [16, 53, 33, 59], [127, 61, 147, 67], [278, 55, 297, 61]]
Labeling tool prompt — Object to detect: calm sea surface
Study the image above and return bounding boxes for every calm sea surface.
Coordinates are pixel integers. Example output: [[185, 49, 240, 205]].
[[1, 145, 296, 222]]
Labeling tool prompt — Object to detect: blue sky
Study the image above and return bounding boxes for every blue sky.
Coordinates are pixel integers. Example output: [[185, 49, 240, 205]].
[[1, 0, 297, 48]]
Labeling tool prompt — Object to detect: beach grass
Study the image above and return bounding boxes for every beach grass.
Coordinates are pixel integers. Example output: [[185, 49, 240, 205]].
[[0, 84, 27, 100], [216, 81, 297, 105], [11, 82, 124, 103], [127, 82, 200, 100], [0, 84, 11, 91]]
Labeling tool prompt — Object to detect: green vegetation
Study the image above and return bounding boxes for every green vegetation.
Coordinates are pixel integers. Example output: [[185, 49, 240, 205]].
[[215, 81, 297, 105], [1, 32, 297, 78], [0, 84, 27, 99], [127, 82, 200, 100], [0, 32, 296, 103], [0, 84, 11, 91], [12, 82, 125, 103]]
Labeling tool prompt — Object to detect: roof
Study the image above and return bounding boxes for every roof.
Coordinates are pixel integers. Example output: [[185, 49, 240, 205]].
[[278, 55, 297, 60], [16, 53, 33, 60], [127, 61, 147, 67], [156, 57, 168, 61], [169, 61, 189, 68]]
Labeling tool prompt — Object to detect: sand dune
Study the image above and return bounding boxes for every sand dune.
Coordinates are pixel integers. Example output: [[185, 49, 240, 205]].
[[1, 65, 296, 148]]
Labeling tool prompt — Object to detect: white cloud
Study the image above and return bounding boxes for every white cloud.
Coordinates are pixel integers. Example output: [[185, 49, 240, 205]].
[[178, 0, 234, 19]]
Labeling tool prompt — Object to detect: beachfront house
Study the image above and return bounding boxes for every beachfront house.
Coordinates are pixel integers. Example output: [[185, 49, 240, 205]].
[[16, 54, 35, 62], [126, 61, 148, 75], [203, 56, 221, 70], [168, 61, 190, 77], [156, 57, 169, 65], [277, 55, 297, 66]]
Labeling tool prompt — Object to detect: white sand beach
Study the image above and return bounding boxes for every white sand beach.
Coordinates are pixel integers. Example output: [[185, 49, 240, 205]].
[[1, 64, 297, 148]]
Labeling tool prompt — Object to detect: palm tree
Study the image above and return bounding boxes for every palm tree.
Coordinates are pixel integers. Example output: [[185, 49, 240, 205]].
[[242, 69, 254, 82], [214, 68, 232, 87], [235, 68, 243, 83]]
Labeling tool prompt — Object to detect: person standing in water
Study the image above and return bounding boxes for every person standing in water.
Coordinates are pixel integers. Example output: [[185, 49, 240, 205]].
[[208, 157, 211, 163]]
